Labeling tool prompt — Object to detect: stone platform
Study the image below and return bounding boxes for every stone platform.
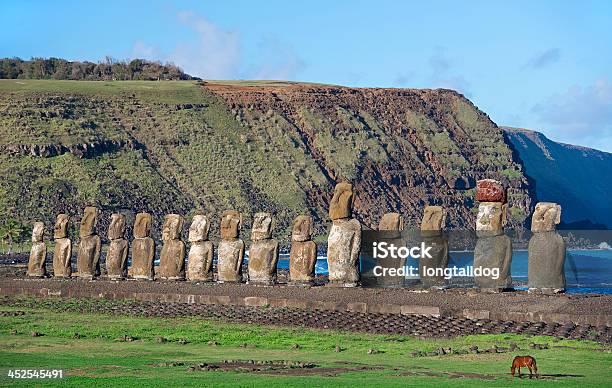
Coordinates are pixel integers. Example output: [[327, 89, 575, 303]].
[[1, 275, 611, 327]]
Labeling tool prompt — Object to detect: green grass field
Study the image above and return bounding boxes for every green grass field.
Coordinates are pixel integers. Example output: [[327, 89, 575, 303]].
[[0, 299, 610, 387]]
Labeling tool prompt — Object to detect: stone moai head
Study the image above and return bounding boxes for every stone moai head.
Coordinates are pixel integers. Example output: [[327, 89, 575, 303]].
[[188, 214, 210, 242], [329, 182, 354, 220], [133, 212, 152, 238], [220, 210, 242, 240], [80, 206, 99, 237], [531, 202, 561, 232], [421, 206, 446, 231], [251, 212, 273, 241], [108, 213, 126, 240], [292, 215, 313, 242], [378, 212, 404, 231], [476, 202, 508, 232], [31, 222, 44, 242], [162, 214, 183, 241], [54, 214, 70, 239], [476, 179, 506, 203]]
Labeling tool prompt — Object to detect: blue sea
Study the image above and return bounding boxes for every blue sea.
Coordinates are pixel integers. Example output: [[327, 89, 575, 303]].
[[272, 249, 612, 294]]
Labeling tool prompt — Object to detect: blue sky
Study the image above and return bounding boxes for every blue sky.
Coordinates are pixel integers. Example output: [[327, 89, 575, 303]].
[[2, 0, 611, 151]]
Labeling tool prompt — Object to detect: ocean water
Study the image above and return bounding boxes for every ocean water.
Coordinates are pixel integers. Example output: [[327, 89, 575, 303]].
[[274, 249, 612, 294]]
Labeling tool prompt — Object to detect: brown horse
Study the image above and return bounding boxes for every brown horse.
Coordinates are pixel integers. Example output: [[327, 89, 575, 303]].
[[511, 356, 538, 378]]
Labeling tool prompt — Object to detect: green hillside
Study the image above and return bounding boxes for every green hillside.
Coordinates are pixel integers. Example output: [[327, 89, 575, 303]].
[[0, 80, 532, 243]]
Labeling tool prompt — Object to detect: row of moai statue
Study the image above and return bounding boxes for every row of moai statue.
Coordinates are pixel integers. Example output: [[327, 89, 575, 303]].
[[26, 180, 566, 292], [26, 207, 318, 285]]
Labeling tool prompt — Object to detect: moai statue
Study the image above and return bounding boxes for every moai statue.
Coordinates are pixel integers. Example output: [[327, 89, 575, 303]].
[[364, 212, 405, 288], [289, 215, 317, 285], [528, 202, 566, 294], [217, 210, 245, 282], [106, 213, 129, 280], [76, 207, 101, 280], [248, 212, 279, 285], [128, 212, 155, 280], [326, 182, 361, 287], [186, 214, 214, 282], [158, 214, 185, 280], [419, 206, 449, 288], [378, 212, 404, 232], [27, 222, 47, 277], [52, 214, 72, 278], [473, 180, 512, 291]]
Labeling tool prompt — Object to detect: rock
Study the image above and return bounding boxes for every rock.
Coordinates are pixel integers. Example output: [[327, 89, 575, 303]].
[[76, 234, 101, 280], [476, 179, 506, 203], [133, 212, 152, 239], [289, 215, 317, 285], [378, 212, 404, 231], [79, 206, 99, 237], [367, 348, 379, 354], [156, 336, 166, 343], [528, 203, 566, 292], [329, 182, 353, 220], [335, 345, 342, 352], [73, 332, 81, 339], [129, 212, 155, 280], [327, 218, 361, 287], [27, 222, 47, 277], [419, 206, 449, 288], [291, 343, 300, 349], [248, 213, 279, 285], [106, 214, 128, 280], [220, 210, 242, 240], [207, 340, 218, 346], [217, 211, 245, 283], [31, 331, 42, 337], [158, 214, 185, 280], [53, 213, 70, 239], [187, 215, 214, 282], [52, 237, 72, 278]]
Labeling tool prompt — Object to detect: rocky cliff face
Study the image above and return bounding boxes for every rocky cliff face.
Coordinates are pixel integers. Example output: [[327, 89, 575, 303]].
[[0, 80, 533, 241], [504, 127, 612, 229]]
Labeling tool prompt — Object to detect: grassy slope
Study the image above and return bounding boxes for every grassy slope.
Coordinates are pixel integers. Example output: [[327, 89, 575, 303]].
[[0, 300, 610, 387], [0, 80, 531, 242]]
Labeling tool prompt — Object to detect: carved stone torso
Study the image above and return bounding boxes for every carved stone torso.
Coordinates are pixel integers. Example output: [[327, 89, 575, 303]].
[[289, 240, 317, 283], [187, 241, 214, 281], [129, 237, 155, 279], [473, 233, 512, 289], [158, 239, 186, 280], [27, 242, 47, 277], [528, 231, 566, 291], [77, 234, 101, 279], [106, 239, 129, 279], [248, 239, 279, 284], [217, 239, 245, 282], [418, 233, 449, 288], [327, 218, 361, 286], [52, 238, 72, 277]]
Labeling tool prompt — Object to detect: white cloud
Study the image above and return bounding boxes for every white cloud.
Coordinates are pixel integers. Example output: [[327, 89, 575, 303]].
[[532, 77, 612, 152], [427, 47, 471, 96], [247, 37, 305, 80], [168, 11, 241, 79]]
